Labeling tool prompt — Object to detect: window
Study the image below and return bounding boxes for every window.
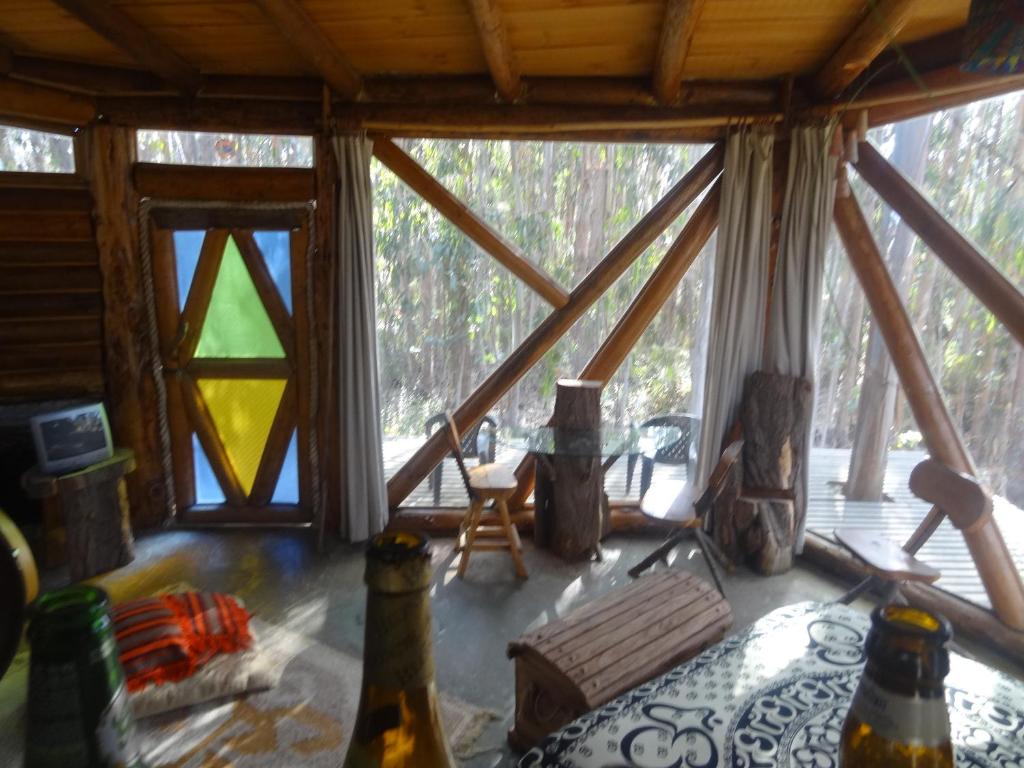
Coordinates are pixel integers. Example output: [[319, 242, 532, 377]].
[[0, 125, 75, 173], [137, 131, 313, 168], [148, 209, 311, 523]]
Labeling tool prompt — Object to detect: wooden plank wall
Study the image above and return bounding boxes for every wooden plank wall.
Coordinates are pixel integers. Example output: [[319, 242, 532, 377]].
[[0, 172, 104, 399]]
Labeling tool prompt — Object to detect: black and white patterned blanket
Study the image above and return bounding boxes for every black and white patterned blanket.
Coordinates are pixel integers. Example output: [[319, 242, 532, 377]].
[[518, 601, 1024, 768]]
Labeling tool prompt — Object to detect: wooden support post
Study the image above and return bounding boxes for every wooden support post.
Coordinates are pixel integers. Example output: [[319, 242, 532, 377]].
[[386, 144, 724, 509], [83, 124, 168, 528], [508, 179, 722, 508], [834, 189, 1024, 630], [652, 0, 708, 104], [854, 142, 1024, 347], [813, 0, 919, 99], [372, 137, 569, 308], [465, 0, 522, 102]]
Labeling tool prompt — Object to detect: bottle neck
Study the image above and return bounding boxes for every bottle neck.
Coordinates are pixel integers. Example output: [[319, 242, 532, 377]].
[[362, 586, 434, 691]]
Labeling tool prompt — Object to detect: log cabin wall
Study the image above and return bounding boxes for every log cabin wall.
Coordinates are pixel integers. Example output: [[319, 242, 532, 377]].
[[0, 167, 106, 525]]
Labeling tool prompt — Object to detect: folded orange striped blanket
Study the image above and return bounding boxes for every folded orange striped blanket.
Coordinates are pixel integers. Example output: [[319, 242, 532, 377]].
[[112, 592, 252, 692]]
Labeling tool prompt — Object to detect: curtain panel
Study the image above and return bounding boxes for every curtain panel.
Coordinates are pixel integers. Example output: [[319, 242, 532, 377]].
[[695, 127, 775, 488], [333, 134, 388, 542], [764, 124, 838, 551]]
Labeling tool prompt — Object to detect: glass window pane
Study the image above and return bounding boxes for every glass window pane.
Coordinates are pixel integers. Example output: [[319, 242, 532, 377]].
[[197, 378, 287, 496], [0, 125, 75, 173], [270, 429, 300, 504], [196, 235, 285, 359], [136, 130, 313, 168], [253, 231, 292, 313], [172, 230, 205, 310], [192, 433, 226, 504]]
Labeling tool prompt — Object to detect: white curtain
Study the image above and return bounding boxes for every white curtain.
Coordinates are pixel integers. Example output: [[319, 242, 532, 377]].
[[764, 124, 838, 551], [334, 134, 388, 541], [694, 127, 774, 488]]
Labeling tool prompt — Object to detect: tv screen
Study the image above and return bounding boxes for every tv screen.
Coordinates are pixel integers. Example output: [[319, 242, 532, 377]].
[[30, 404, 113, 474]]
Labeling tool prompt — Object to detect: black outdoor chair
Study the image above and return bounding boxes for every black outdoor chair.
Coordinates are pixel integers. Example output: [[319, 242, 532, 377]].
[[626, 413, 697, 500], [424, 413, 498, 506]]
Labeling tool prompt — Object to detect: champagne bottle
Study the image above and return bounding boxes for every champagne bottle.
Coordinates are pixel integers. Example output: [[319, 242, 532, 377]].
[[343, 532, 456, 768], [840, 604, 954, 768]]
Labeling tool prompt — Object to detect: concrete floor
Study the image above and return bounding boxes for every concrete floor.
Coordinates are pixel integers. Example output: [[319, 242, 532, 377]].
[[5, 528, 1015, 766]]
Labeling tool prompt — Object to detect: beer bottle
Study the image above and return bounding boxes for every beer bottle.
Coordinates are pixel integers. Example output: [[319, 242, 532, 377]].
[[840, 604, 954, 767], [25, 585, 146, 768], [343, 532, 456, 768]]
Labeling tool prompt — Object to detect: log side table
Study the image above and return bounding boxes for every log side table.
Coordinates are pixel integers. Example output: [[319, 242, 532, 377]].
[[21, 448, 136, 581]]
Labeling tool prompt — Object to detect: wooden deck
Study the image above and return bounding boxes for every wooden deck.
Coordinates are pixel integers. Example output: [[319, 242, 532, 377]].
[[382, 438, 1024, 609]]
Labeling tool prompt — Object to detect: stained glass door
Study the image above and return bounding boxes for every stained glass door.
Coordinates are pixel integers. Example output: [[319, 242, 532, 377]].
[[150, 208, 310, 523]]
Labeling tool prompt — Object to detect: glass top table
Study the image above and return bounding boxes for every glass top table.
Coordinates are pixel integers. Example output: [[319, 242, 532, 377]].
[[524, 424, 683, 458]]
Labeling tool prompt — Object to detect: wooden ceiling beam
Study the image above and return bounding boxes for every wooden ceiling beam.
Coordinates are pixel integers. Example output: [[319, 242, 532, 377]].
[[813, 0, 920, 99], [49, 0, 200, 94], [0, 77, 96, 127], [465, 0, 522, 102], [253, 0, 362, 100], [653, 0, 708, 105]]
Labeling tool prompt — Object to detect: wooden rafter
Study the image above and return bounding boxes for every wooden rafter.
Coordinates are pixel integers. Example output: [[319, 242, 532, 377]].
[[252, 0, 362, 100], [834, 187, 1024, 630], [250, 378, 297, 506], [853, 142, 1024, 347], [465, 0, 522, 102], [814, 0, 919, 99], [179, 230, 228, 364], [0, 78, 95, 126], [653, 0, 708, 105], [50, 0, 200, 94], [180, 373, 247, 506], [233, 230, 296, 360], [372, 138, 569, 309], [386, 143, 724, 508], [509, 178, 723, 508]]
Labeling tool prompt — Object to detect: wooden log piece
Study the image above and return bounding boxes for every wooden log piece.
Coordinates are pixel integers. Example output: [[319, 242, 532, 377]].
[[540, 380, 604, 560]]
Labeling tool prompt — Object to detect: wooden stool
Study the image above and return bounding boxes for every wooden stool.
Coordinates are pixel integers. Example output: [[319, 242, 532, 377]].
[[22, 449, 136, 582], [442, 414, 527, 579], [507, 569, 732, 751]]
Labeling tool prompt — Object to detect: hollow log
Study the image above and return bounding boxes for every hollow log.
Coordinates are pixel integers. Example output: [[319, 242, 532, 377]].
[[534, 380, 604, 560]]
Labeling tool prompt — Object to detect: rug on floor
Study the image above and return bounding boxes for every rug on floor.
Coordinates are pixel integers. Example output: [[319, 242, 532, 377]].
[[137, 619, 495, 767]]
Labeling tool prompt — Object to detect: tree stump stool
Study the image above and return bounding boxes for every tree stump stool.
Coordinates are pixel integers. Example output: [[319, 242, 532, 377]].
[[533, 379, 604, 560], [507, 569, 733, 751], [22, 449, 136, 582]]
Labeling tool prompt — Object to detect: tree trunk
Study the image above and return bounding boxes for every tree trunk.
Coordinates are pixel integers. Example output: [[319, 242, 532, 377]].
[[533, 380, 604, 559], [846, 115, 932, 500]]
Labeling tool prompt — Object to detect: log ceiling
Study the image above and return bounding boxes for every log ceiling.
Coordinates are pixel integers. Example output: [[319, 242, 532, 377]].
[[0, 0, 1012, 138]]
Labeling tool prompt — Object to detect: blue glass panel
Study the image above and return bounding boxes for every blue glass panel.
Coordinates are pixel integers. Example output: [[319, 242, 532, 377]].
[[270, 429, 300, 504], [253, 231, 292, 313], [192, 433, 226, 505], [172, 230, 206, 310]]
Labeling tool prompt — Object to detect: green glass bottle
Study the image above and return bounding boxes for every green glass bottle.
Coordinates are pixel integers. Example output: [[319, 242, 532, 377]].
[[343, 532, 456, 768], [25, 585, 146, 768]]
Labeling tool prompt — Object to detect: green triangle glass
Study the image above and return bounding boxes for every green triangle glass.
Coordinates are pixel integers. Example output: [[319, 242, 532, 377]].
[[196, 235, 285, 359]]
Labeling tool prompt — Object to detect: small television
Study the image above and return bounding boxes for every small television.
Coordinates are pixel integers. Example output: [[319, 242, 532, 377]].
[[29, 403, 113, 474]]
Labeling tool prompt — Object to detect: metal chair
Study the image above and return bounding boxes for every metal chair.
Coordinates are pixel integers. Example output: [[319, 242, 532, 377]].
[[424, 413, 497, 505], [625, 414, 696, 499]]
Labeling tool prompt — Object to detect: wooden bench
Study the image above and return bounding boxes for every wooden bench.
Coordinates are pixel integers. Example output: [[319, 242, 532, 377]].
[[506, 569, 733, 751]]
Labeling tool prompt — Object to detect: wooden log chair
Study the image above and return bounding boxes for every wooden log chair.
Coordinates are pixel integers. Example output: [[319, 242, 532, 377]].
[[711, 371, 813, 576], [424, 413, 497, 506], [627, 439, 744, 594], [444, 414, 528, 579], [622, 413, 696, 498], [837, 458, 991, 606]]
